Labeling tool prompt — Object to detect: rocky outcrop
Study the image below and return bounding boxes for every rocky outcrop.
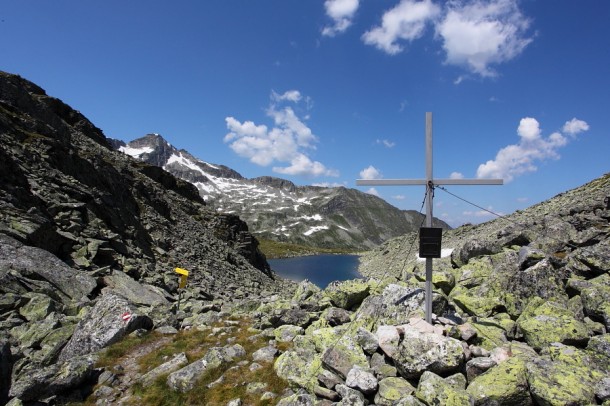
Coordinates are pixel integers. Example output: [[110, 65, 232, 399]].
[[0, 70, 292, 404]]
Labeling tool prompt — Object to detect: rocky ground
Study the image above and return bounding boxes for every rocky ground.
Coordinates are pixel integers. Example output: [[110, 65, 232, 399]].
[[1, 69, 609, 405]]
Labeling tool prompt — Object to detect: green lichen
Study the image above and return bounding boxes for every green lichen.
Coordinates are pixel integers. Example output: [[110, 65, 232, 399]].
[[467, 357, 532, 405]]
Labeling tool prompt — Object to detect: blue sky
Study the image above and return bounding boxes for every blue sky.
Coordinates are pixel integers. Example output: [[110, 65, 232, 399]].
[[1, 1, 608, 227]]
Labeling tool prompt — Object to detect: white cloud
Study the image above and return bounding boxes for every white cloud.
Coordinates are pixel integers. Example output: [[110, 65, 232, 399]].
[[392, 194, 407, 200], [450, 171, 464, 179], [322, 0, 360, 37], [436, 0, 533, 77], [376, 139, 396, 148], [360, 165, 383, 179], [476, 117, 589, 182], [366, 187, 380, 196], [516, 197, 528, 203], [562, 118, 590, 136], [362, 0, 440, 54], [224, 92, 338, 178], [271, 90, 302, 103]]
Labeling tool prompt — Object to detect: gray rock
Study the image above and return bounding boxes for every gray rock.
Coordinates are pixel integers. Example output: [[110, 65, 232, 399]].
[[103, 270, 169, 307], [274, 324, 304, 342], [167, 344, 245, 392], [374, 377, 415, 406], [276, 393, 318, 406], [390, 324, 465, 379], [140, 352, 188, 387], [355, 327, 378, 355], [0, 340, 11, 405], [415, 371, 474, 406], [324, 307, 352, 326], [58, 293, 153, 361], [335, 383, 367, 406], [8, 355, 96, 401], [596, 377, 610, 402], [252, 345, 278, 362], [345, 365, 378, 394], [465, 356, 497, 382], [317, 368, 343, 390]]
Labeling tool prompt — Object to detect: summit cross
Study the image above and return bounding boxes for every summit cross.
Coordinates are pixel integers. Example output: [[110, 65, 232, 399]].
[[356, 112, 503, 323]]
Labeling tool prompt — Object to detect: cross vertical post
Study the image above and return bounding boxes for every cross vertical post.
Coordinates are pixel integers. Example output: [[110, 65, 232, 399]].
[[356, 112, 502, 323]]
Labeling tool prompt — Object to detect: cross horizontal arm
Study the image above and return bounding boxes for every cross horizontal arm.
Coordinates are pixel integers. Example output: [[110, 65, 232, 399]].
[[356, 178, 503, 186]]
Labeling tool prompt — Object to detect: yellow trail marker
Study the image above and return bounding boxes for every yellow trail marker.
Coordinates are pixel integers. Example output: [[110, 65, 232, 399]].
[[175, 268, 189, 289], [175, 268, 189, 276]]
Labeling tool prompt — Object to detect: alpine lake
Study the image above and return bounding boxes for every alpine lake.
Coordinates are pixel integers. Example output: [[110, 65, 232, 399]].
[[268, 254, 361, 289]]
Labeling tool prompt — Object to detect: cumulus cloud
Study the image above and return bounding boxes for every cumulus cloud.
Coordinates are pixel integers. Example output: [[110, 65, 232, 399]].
[[360, 165, 383, 179], [436, 0, 533, 77], [224, 92, 338, 178], [450, 171, 464, 179], [322, 0, 360, 37], [271, 90, 302, 103], [359, 0, 532, 77], [476, 117, 589, 182], [362, 0, 441, 54], [393, 194, 407, 200], [562, 118, 590, 136]]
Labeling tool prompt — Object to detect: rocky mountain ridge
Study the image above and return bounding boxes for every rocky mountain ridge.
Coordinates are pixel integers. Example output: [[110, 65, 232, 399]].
[[114, 134, 450, 251]]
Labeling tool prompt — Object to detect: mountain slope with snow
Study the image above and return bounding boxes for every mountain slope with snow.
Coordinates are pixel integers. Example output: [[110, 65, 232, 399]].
[[115, 134, 450, 250]]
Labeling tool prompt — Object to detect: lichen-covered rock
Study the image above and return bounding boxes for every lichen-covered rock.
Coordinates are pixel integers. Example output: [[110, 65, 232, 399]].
[[335, 384, 367, 406], [579, 275, 610, 329], [525, 356, 600, 406], [58, 293, 153, 361], [8, 355, 96, 401], [274, 349, 322, 390], [252, 345, 278, 363], [390, 324, 464, 379], [415, 371, 474, 405], [374, 377, 416, 406], [587, 333, 610, 359], [274, 324, 304, 342], [469, 318, 509, 351], [517, 301, 589, 350], [355, 284, 439, 330], [467, 356, 532, 405], [323, 279, 371, 310]]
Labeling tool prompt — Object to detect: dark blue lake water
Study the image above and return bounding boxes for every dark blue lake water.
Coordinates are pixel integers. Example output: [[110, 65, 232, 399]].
[[268, 254, 361, 289]]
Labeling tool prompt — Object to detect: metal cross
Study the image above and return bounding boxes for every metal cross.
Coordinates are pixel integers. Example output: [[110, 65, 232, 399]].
[[357, 112, 503, 323]]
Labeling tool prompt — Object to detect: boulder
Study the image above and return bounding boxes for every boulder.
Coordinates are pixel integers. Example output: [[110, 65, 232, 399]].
[[58, 293, 153, 361], [102, 270, 169, 307], [517, 301, 589, 350], [139, 352, 188, 387], [274, 324, 305, 342], [324, 279, 371, 310], [8, 355, 96, 402], [465, 357, 497, 382], [415, 371, 474, 405], [374, 377, 416, 406], [167, 344, 245, 392], [355, 284, 446, 330], [252, 345, 278, 363], [323, 307, 352, 327], [526, 356, 600, 406], [0, 234, 97, 302], [389, 324, 465, 379], [335, 384, 367, 406], [466, 356, 532, 405], [345, 365, 378, 394]]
